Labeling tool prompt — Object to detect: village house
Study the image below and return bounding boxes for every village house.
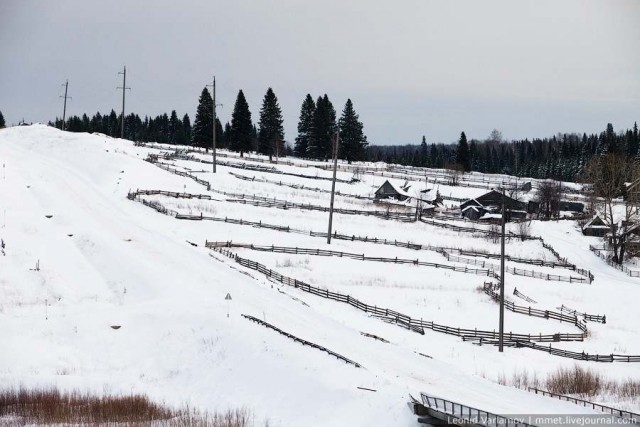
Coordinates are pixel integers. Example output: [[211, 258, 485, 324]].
[[581, 214, 609, 237], [460, 190, 527, 222]]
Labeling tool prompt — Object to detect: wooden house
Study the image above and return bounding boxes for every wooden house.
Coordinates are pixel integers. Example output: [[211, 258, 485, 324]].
[[374, 180, 409, 201], [461, 205, 487, 221], [582, 215, 609, 237]]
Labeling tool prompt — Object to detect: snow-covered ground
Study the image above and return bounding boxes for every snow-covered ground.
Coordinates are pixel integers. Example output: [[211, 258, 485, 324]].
[[1, 125, 639, 426]]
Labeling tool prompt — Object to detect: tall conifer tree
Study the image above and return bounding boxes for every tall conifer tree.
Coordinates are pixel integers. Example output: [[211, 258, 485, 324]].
[[338, 99, 367, 163], [257, 88, 285, 157], [295, 95, 315, 157], [192, 88, 213, 148], [456, 131, 471, 172], [229, 90, 253, 157]]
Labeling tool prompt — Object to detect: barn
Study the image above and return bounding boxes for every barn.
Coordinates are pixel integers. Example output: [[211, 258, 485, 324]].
[[374, 180, 410, 201], [582, 215, 609, 237]]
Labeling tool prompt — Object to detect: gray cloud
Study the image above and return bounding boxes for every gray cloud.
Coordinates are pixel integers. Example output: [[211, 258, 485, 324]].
[[1, 0, 638, 144]]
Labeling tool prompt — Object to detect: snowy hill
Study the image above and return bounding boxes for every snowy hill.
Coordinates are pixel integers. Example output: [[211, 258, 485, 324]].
[[0, 125, 638, 426]]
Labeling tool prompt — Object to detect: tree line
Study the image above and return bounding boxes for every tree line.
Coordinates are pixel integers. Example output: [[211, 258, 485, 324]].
[[367, 123, 639, 181], [49, 88, 368, 163]]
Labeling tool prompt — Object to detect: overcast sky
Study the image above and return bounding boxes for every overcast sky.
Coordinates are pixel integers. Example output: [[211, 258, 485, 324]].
[[1, 0, 639, 144]]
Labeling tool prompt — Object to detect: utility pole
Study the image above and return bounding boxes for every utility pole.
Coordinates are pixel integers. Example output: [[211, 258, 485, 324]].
[[499, 189, 506, 352], [60, 80, 71, 130], [327, 130, 339, 244], [117, 66, 131, 139], [206, 77, 223, 173]]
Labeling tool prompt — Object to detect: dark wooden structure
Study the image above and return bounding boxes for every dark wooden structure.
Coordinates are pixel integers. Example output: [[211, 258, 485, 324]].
[[374, 180, 409, 201], [582, 215, 608, 237]]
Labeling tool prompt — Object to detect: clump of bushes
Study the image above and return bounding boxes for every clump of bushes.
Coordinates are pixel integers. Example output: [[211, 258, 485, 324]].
[[0, 387, 252, 426]]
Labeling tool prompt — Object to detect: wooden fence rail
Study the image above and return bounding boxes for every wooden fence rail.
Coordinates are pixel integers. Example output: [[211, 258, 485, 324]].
[[128, 191, 597, 285], [206, 241, 499, 279], [558, 305, 606, 324], [589, 245, 640, 278], [241, 314, 362, 367], [527, 388, 640, 421], [441, 250, 590, 284], [228, 171, 372, 200], [211, 247, 588, 344], [483, 283, 588, 333]]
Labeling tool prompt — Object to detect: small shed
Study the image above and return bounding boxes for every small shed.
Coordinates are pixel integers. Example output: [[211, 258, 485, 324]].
[[582, 215, 608, 237], [374, 180, 409, 201], [461, 205, 487, 221], [520, 182, 532, 192]]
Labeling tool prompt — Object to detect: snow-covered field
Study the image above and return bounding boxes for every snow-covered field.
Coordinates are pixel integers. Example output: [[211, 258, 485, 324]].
[[1, 125, 639, 426]]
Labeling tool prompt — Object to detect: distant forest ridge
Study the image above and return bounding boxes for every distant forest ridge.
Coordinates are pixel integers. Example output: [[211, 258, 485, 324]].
[[49, 107, 638, 183]]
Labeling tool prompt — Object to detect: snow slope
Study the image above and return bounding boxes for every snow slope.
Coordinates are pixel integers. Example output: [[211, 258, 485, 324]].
[[0, 125, 636, 426]]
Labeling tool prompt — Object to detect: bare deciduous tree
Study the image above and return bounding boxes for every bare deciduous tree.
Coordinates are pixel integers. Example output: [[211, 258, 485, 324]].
[[536, 180, 563, 220], [584, 154, 639, 264]]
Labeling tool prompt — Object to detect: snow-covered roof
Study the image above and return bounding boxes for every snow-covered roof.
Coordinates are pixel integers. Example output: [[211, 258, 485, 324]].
[[479, 213, 502, 220]]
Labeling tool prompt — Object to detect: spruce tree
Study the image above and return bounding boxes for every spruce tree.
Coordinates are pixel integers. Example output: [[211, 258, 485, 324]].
[[420, 136, 428, 166], [456, 131, 471, 172], [257, 88, 285, 157], [295, 95, 315, 157], [310, 95, 336, 159], [229, 90, 253, 157], [338, 99, 367, 163], [192, 88, 213, 148], [0, 110, 5, 128]]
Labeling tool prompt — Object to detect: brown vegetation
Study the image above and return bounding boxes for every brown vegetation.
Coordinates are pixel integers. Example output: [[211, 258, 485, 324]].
[[0, 387, 252, 426]]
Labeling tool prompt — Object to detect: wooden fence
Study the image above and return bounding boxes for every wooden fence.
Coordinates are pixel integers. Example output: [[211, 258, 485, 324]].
[[513, 288, 537, 304], [527, 388, 639, 421], [211, 247, 586, 343], [127, 190, 593, 283], [589, 245, 640, 278], [158, 152, 358, 184], [206, 241, 499, 279], [441, 250, 590, 284], [228, 171, 372, 200], [482, 283, 588, 333], [241, 314, 362, 367], [418, 217, 538, 241], [558, 305, 606, 324], [468, 338, 640, 362]]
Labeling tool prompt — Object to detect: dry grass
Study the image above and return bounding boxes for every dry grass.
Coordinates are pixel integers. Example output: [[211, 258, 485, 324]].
[[501, 365, 640, 400], [0, 387, 253, 426]]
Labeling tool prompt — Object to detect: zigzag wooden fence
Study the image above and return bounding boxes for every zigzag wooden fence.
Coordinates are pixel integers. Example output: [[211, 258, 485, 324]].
[[558, 305, 606, 324], [589, 245, 640, 278], [440, 250, 591, 284], [241, 314, 361, 367], [225, 197, 415, 221], [128, 191, 597, 285], [482, 283, 587, 333], [211, 247, 586, 343], [206, 241, 499, 279], [228, 171, 372, 200], [527, 388, 639, 420], [157, 152, 358, 184], [418, 217, 537, 241], [148, 162, 413, 221], [212, 248, 640, 362]]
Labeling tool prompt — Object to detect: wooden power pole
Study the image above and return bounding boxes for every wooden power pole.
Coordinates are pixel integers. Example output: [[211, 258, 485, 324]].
[[499, 189, 506, 352], [327, 130, 339, 244], [206, 76, 222, 173], [60, 80, 71, 130], [117, 66, 130, 139]]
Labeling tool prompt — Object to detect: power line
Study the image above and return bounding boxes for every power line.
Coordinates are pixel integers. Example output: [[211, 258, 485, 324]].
[[59, 80, 71, 130], [117, 66, 131, 139]]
